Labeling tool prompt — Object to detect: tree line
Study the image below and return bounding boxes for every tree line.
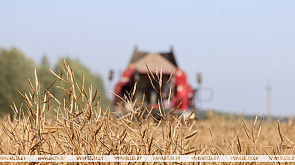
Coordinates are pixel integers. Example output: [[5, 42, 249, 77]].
[[0, 46, 110, 116]]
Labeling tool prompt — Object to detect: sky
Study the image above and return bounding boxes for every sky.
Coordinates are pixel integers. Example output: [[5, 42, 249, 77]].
[[1, 1, 295, 116]]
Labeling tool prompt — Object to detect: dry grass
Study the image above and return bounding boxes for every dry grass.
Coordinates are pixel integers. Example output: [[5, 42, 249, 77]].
[[0, 60, 295, 164]]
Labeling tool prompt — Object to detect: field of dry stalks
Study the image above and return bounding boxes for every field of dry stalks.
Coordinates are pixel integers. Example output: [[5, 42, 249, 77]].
[[0, 60, 294, 164]]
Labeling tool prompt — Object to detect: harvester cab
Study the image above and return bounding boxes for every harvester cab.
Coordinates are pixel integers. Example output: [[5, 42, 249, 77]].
[[111, 47, 197, 119]]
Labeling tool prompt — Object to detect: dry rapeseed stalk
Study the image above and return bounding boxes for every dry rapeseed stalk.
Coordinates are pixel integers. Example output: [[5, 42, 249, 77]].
[[0, 60, 295, 165]]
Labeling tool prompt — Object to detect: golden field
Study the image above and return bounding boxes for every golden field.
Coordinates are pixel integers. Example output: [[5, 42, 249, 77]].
[[0, 61, 294, 164]]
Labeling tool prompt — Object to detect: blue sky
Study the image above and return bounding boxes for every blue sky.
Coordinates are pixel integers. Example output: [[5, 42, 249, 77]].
[[1, 1, 295, 116]]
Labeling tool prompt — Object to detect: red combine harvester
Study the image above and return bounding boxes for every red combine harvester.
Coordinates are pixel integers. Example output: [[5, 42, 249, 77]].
[[111, 47, 197, 119]]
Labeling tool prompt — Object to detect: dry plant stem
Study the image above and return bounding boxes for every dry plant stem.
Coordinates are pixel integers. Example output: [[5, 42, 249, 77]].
[[1, 59, 295, 165]]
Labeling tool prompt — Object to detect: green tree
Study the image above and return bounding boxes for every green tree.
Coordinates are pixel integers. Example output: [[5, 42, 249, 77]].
[[37, 54, 55, 91], [53, 57, 111, 110], [0, 47, 35, 115]]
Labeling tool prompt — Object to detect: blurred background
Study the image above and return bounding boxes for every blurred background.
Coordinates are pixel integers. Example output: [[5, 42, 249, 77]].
[[0, 0, 294, 117]]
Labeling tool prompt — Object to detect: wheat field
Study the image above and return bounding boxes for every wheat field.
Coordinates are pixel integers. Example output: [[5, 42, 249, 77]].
[[0, 60, 294, 165]]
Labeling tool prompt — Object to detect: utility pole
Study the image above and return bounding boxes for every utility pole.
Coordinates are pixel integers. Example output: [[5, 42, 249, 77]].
[[196, 73, 202, 110], [266, 85, 272, 121]]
